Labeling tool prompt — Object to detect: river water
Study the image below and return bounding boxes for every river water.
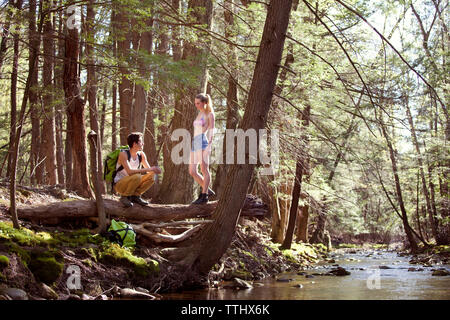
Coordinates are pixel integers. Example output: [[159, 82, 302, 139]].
[[162, 249, 450, 300]]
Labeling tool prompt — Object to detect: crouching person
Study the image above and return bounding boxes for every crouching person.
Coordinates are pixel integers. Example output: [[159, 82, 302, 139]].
[[114, 132, 162, 207]]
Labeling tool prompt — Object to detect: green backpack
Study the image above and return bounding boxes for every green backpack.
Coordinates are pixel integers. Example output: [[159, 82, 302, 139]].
[[107, 219, 136, 248], [103, 146, 142, 188]]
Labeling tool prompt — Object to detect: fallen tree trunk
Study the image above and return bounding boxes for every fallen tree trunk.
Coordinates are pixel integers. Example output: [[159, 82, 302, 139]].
[[15, 195, 268, 223]]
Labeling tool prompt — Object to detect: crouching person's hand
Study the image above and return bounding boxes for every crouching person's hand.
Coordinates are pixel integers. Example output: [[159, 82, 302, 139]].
[[151, 166, 162, 174]]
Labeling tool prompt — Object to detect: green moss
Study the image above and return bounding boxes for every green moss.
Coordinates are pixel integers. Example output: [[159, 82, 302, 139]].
[[81, 258, 93, 267], [312, 243, 327, 254], [99, 243, 159, 277], [81, 247, 98, 262], [281, 249, 298, 263], [51, 229, 104, 247], [6, 242, 31, 266], [231, 269, 253, 280], [264, 246, 273, 257], [431, 245, 450, 254], [0, 255, 9, 268], [28, 249, 64, 285], [0, 221, 44, 246]]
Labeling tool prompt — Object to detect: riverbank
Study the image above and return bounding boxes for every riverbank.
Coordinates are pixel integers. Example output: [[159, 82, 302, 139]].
[[0, 184, 327, 300]]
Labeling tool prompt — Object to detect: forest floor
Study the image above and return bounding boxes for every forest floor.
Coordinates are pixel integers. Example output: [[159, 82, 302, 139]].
[[0, 184, 448, 300], [0, 184, 329, 300]]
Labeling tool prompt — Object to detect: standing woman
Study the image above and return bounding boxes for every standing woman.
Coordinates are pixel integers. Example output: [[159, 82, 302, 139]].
[[189, 93, 216, 204]]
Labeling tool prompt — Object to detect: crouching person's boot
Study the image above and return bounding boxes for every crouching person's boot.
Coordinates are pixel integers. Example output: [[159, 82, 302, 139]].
[[129, 195, 149, 206], [120, 196, 133, 208]]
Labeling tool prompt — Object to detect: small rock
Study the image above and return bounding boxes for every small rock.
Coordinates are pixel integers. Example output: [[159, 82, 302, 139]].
[[293, 284, 303, 288], [359, 268, 366, 271], [81, 293, 93, 300], [378, 266, 392, 269], [329, 267, 351, 276], [276, 278, 293, 282], [432, 270, 450, 276], [232, 278, 253, 289], [120, 288, 156, 299], [305, 274, 315, 278], [135, 287, 150, 294], [66, 294, 81, 300], [327, 259, 336, 263], [95, 294, 108, 300], [297, 272, 306, 276], [332, 264, 339, 267], [0, 288, 28, 300], [0, 294, 11, 300], [39, 283, 59, 300]]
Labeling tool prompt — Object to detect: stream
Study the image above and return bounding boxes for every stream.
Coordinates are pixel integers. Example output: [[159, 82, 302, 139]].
[[162, 249, 450, 300]]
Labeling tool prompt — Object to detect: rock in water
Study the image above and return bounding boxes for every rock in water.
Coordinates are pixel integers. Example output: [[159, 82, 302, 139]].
[[432, 270, 450, 276], [329, 267, 351, 276], [120, 288, 156, 299], [232, 278, 253, 289]]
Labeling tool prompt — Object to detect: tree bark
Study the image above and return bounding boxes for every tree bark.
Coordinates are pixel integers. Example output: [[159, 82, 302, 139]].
[[29, 0, 43, 185], [162, 0, 293, 276], [16, 195, 266, 222], [380, 115, 418, 253], [86, 0, 105, 194], [63, 3, 93, 198], [88, 131, 106, 233], [114, 5, 132, 145], [212, 0, 240, 197], [405, 99, 439, 243], [7, 0, 22, 175], [10, 0, 42, 228], [0, 0, 13, 77], [281, 159, 303, 249], [42, 0, 58, 185], [296, 204, 309, 242]]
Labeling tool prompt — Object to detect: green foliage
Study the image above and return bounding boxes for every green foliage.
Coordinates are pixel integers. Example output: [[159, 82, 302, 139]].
[[0, 255, 10, 268]]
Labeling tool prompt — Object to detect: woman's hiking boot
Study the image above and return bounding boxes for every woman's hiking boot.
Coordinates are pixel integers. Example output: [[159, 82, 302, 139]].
[[192, 193, 208, 205]]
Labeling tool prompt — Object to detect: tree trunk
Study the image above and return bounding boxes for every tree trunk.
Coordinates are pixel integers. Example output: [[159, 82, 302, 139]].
[[159, 0, 214, 204], [131, 16, 153, 134], [55, 4, 65, 187], [7, 0, 21, 175], [42, 0, 58, 185], [212, 0, 240, 197], [29, 0, 43, 185], [10, 0, 42, 228], [162, 0, 293, 276], [63, 4, 93, 199], [86, 0, 105, 194], [0, 0, 13, 77], [114, 6, 132, 145], [281, 159, 303, 249], [296, 204, 309, 242], [380, 115, 418, 253], [405, 99, 439, 243], [88, 131, 106, 233]]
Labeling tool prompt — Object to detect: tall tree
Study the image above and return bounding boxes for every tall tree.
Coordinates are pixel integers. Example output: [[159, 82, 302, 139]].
[[163, 0, 293, 277], [42, 0, 58, 185], [86, 0, 105, 194], [63, 1, 93, 198]]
